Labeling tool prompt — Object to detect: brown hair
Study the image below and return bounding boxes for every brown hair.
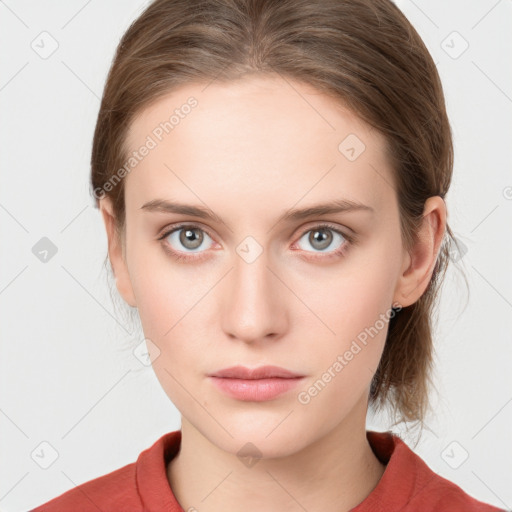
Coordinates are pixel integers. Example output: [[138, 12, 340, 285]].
[[91, 0, 459, 434]]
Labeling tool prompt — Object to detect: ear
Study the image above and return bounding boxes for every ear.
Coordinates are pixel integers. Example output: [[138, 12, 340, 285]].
[[99, 198, 137, 308], [392, 196, 447, 308]]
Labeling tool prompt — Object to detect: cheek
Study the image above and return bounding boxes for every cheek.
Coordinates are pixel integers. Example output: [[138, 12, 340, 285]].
[[133, 268, 204, 413], [126, 231, 198, 335], [303, 237, 400, 342], [291, 238, 400, 395], [292, 268, 395, 431], [127, 239, 217, 386]]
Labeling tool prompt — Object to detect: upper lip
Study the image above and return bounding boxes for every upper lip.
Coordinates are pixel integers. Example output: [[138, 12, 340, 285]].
[[209, 365, 304, 379]]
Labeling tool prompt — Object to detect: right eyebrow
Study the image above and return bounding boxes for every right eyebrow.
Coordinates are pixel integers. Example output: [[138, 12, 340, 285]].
[[140, 199, 222, 222]]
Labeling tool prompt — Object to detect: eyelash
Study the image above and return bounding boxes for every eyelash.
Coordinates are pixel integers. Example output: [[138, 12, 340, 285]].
[[157, 222, 355, 262]]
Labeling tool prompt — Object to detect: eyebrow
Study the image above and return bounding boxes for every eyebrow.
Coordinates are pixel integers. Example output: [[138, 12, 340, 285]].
[[140, 198, 374, 227]]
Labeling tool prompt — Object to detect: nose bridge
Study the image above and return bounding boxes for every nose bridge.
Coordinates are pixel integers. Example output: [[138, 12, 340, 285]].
[[221, 237, 286, 341]]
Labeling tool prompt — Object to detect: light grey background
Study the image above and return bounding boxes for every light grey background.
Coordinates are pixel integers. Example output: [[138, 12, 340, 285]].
[[0, 1, 511, 511]]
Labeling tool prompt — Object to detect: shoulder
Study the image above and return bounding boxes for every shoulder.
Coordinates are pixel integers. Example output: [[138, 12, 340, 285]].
[[29, 461, 140, 512], [392, 434, 506, 511], [416, 470, 506, 511], [29, 431, 182, 512], [362, 431, 506, 512]]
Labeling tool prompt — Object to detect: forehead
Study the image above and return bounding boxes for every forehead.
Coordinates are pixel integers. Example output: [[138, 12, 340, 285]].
[[123, 75, 395, 216]]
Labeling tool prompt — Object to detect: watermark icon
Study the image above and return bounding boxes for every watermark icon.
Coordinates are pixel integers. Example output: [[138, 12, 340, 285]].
[[32, 237, 58, 263], [237, 441, 263, 468], [446, 235, 468, 263], [441, 31, 469, 60], [297, 303, 402, 405], [236, 236, 264, 264], [93, 96, 198, 200], [338, 133, 366, 161], [31, 31, 59, 59], [133, 338, 161, 366], [31, 441, 59, 469], [441, 440, 469, 469]]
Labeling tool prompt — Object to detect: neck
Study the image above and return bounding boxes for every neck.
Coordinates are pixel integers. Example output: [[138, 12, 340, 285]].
[[167, 401, 386, 512]]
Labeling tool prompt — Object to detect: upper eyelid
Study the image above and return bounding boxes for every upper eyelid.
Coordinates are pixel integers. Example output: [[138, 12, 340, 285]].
[[158, 222, 215, 241]]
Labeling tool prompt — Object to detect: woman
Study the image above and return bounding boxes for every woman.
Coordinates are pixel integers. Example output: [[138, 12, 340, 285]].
[[31, 0, 505, 510]]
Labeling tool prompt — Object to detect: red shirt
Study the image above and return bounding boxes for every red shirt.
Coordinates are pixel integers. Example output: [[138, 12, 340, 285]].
[[30, 430, 505, 511]]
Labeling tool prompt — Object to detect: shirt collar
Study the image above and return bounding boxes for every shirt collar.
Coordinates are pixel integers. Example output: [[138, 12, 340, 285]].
[[135, 429, 421, 512]]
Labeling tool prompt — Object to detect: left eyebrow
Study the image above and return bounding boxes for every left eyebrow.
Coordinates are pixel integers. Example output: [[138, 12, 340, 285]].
[[277, 199, 375, 223], [140, 198, 374, 228]]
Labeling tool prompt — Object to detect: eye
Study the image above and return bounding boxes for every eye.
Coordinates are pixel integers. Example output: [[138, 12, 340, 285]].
[[158, 224, 215, 259], [294, 224, 352, 259], [158, 222, 354, 262]]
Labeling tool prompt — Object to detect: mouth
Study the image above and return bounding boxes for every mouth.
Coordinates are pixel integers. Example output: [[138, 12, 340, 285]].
[[209, 365, 304, 379], [208, 365, 305, 402]]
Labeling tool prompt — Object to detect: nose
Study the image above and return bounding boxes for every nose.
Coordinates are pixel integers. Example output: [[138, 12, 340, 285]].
[[220, 246, 289, 345]]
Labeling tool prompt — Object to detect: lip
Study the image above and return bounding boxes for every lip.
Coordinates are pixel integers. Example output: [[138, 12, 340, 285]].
[[209, 365, 304, 379], [208, 365, 305, 402]]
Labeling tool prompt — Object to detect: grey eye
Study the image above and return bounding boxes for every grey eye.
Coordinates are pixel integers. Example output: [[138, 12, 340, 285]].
[[166, 227, 213, 252], [297, 228, 345, 252]]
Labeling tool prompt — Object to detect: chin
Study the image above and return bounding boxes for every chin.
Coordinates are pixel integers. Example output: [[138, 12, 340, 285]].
[[203, 415, 313, 461]]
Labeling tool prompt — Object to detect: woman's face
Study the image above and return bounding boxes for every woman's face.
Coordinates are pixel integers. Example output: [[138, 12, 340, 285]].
[[103, 75, 422, 457]]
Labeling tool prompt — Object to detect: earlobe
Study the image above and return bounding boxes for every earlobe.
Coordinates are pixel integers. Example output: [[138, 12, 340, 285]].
[[99, 198, 137, 308], [392, 196, 446, 308]]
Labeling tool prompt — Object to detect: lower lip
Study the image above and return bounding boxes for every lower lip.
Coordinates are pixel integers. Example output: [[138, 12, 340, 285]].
[[209, 376, 304, 401]]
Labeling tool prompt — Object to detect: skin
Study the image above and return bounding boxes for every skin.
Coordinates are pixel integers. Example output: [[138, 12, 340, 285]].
[[100, 74, 446, 512]]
